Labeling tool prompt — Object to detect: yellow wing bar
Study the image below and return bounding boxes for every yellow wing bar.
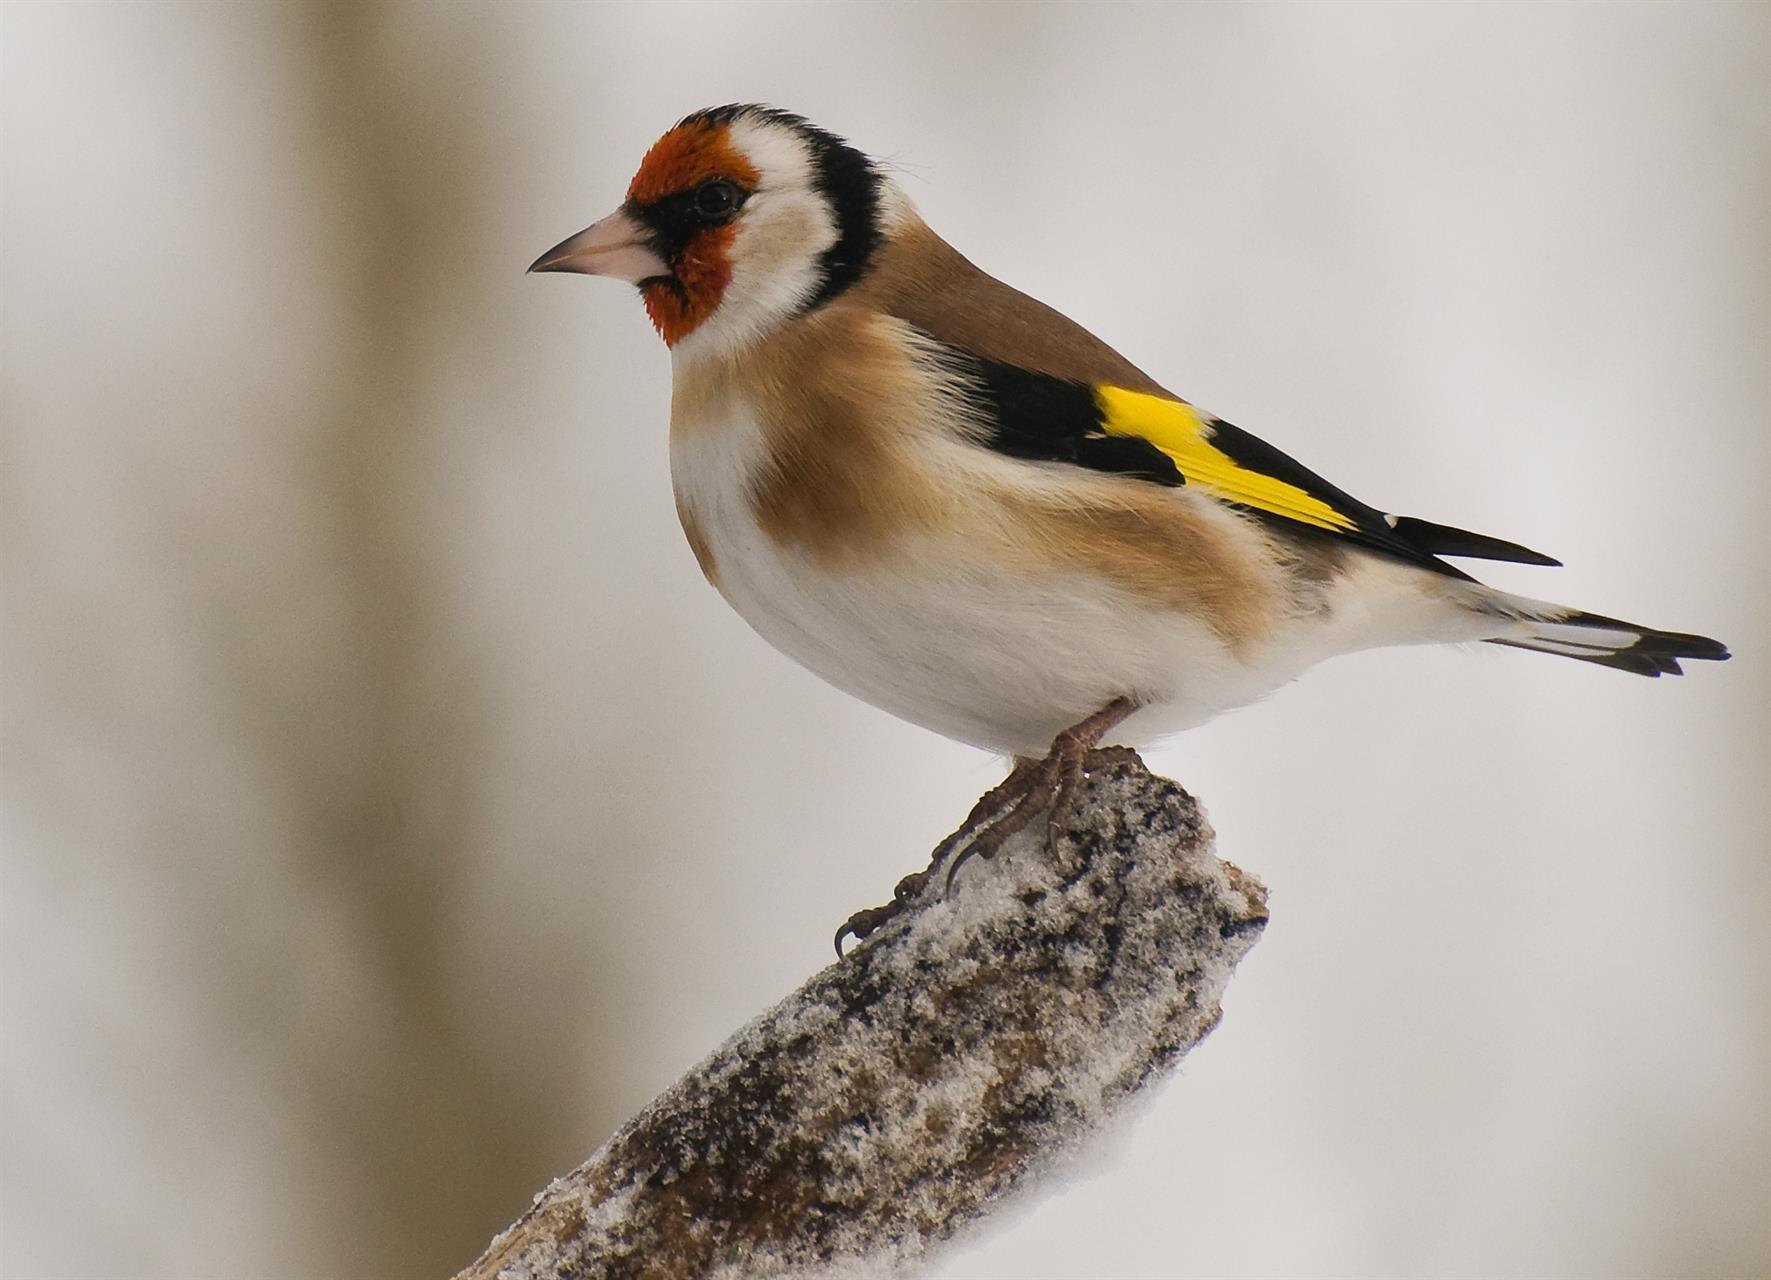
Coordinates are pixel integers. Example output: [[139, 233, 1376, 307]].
[[1095, 386, 1357, 534]]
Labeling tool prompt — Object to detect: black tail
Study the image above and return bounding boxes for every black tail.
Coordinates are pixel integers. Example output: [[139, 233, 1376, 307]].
[[1489, 608, 1731, 678]]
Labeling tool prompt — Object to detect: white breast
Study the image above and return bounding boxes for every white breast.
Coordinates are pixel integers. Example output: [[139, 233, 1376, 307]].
[[668, 386, 1293, 758]]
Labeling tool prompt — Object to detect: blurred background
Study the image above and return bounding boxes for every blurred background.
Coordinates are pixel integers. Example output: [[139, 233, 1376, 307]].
[[3, 2, 1767, 1277]]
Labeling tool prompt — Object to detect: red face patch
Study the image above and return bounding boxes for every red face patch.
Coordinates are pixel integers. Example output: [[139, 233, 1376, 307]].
[[639, 227, 736, 346], [626, 121, 763, 346], [628, 120, 761, 205]]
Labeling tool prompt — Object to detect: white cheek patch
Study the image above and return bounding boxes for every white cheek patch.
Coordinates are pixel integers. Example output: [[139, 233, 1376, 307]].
[[674, 118, 841, 362], [725, 195, 837, 332]]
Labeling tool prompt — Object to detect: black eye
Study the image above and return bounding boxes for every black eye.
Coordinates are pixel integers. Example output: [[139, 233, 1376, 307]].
[[693, 179, 742, 220]]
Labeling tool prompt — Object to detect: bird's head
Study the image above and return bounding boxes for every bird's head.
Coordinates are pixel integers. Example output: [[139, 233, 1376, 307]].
[[531, 105, 887, 354]]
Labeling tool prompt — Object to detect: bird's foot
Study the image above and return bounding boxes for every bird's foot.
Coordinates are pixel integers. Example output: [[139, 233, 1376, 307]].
[[834, 698, 1137, 956], [832, 867, 934, 955], [942, 696, 1137, 888], [833, 765, 1038, 954]]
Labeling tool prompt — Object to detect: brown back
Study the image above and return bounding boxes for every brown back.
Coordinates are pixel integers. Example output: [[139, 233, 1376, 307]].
[[848, 217, 1171, 396]]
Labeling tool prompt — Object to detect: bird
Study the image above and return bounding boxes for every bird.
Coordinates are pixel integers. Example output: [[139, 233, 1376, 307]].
[[531, 104, 1729, 928]]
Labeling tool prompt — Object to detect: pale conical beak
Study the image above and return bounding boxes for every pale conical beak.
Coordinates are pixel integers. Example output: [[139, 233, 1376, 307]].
[[528, 208, 669, 282]]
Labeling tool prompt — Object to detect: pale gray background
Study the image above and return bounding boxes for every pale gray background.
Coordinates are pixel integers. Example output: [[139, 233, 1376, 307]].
[[3, 3, 1767, 1278]]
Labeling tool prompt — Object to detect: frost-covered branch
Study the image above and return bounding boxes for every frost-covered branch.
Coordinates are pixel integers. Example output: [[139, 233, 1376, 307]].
[[455, 749, 1267, 1280]]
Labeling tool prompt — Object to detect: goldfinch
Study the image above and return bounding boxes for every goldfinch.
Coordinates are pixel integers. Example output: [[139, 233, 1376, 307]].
[[532, 104, 1728, 788]]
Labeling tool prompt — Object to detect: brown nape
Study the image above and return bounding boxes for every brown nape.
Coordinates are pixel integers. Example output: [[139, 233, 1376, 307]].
[[850, 218, 1171, 396]]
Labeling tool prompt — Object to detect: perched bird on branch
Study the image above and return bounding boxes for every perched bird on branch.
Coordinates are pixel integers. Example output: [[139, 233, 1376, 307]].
[[531, 104, 1728, 862]]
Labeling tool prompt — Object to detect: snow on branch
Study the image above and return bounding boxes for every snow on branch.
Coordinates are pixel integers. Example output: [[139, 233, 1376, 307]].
[[455, 748, 1268, 1280]]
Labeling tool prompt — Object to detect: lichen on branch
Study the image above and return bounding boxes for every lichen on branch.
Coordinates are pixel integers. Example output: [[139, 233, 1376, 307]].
[[457, 749, 1267, 1280]]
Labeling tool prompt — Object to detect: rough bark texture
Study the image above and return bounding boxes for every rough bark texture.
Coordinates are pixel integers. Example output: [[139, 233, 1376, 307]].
[[456, 749, 1267, 1280]]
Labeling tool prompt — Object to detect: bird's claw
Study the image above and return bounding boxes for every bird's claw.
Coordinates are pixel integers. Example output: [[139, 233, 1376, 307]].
[[834, 698, 1138, 957]]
